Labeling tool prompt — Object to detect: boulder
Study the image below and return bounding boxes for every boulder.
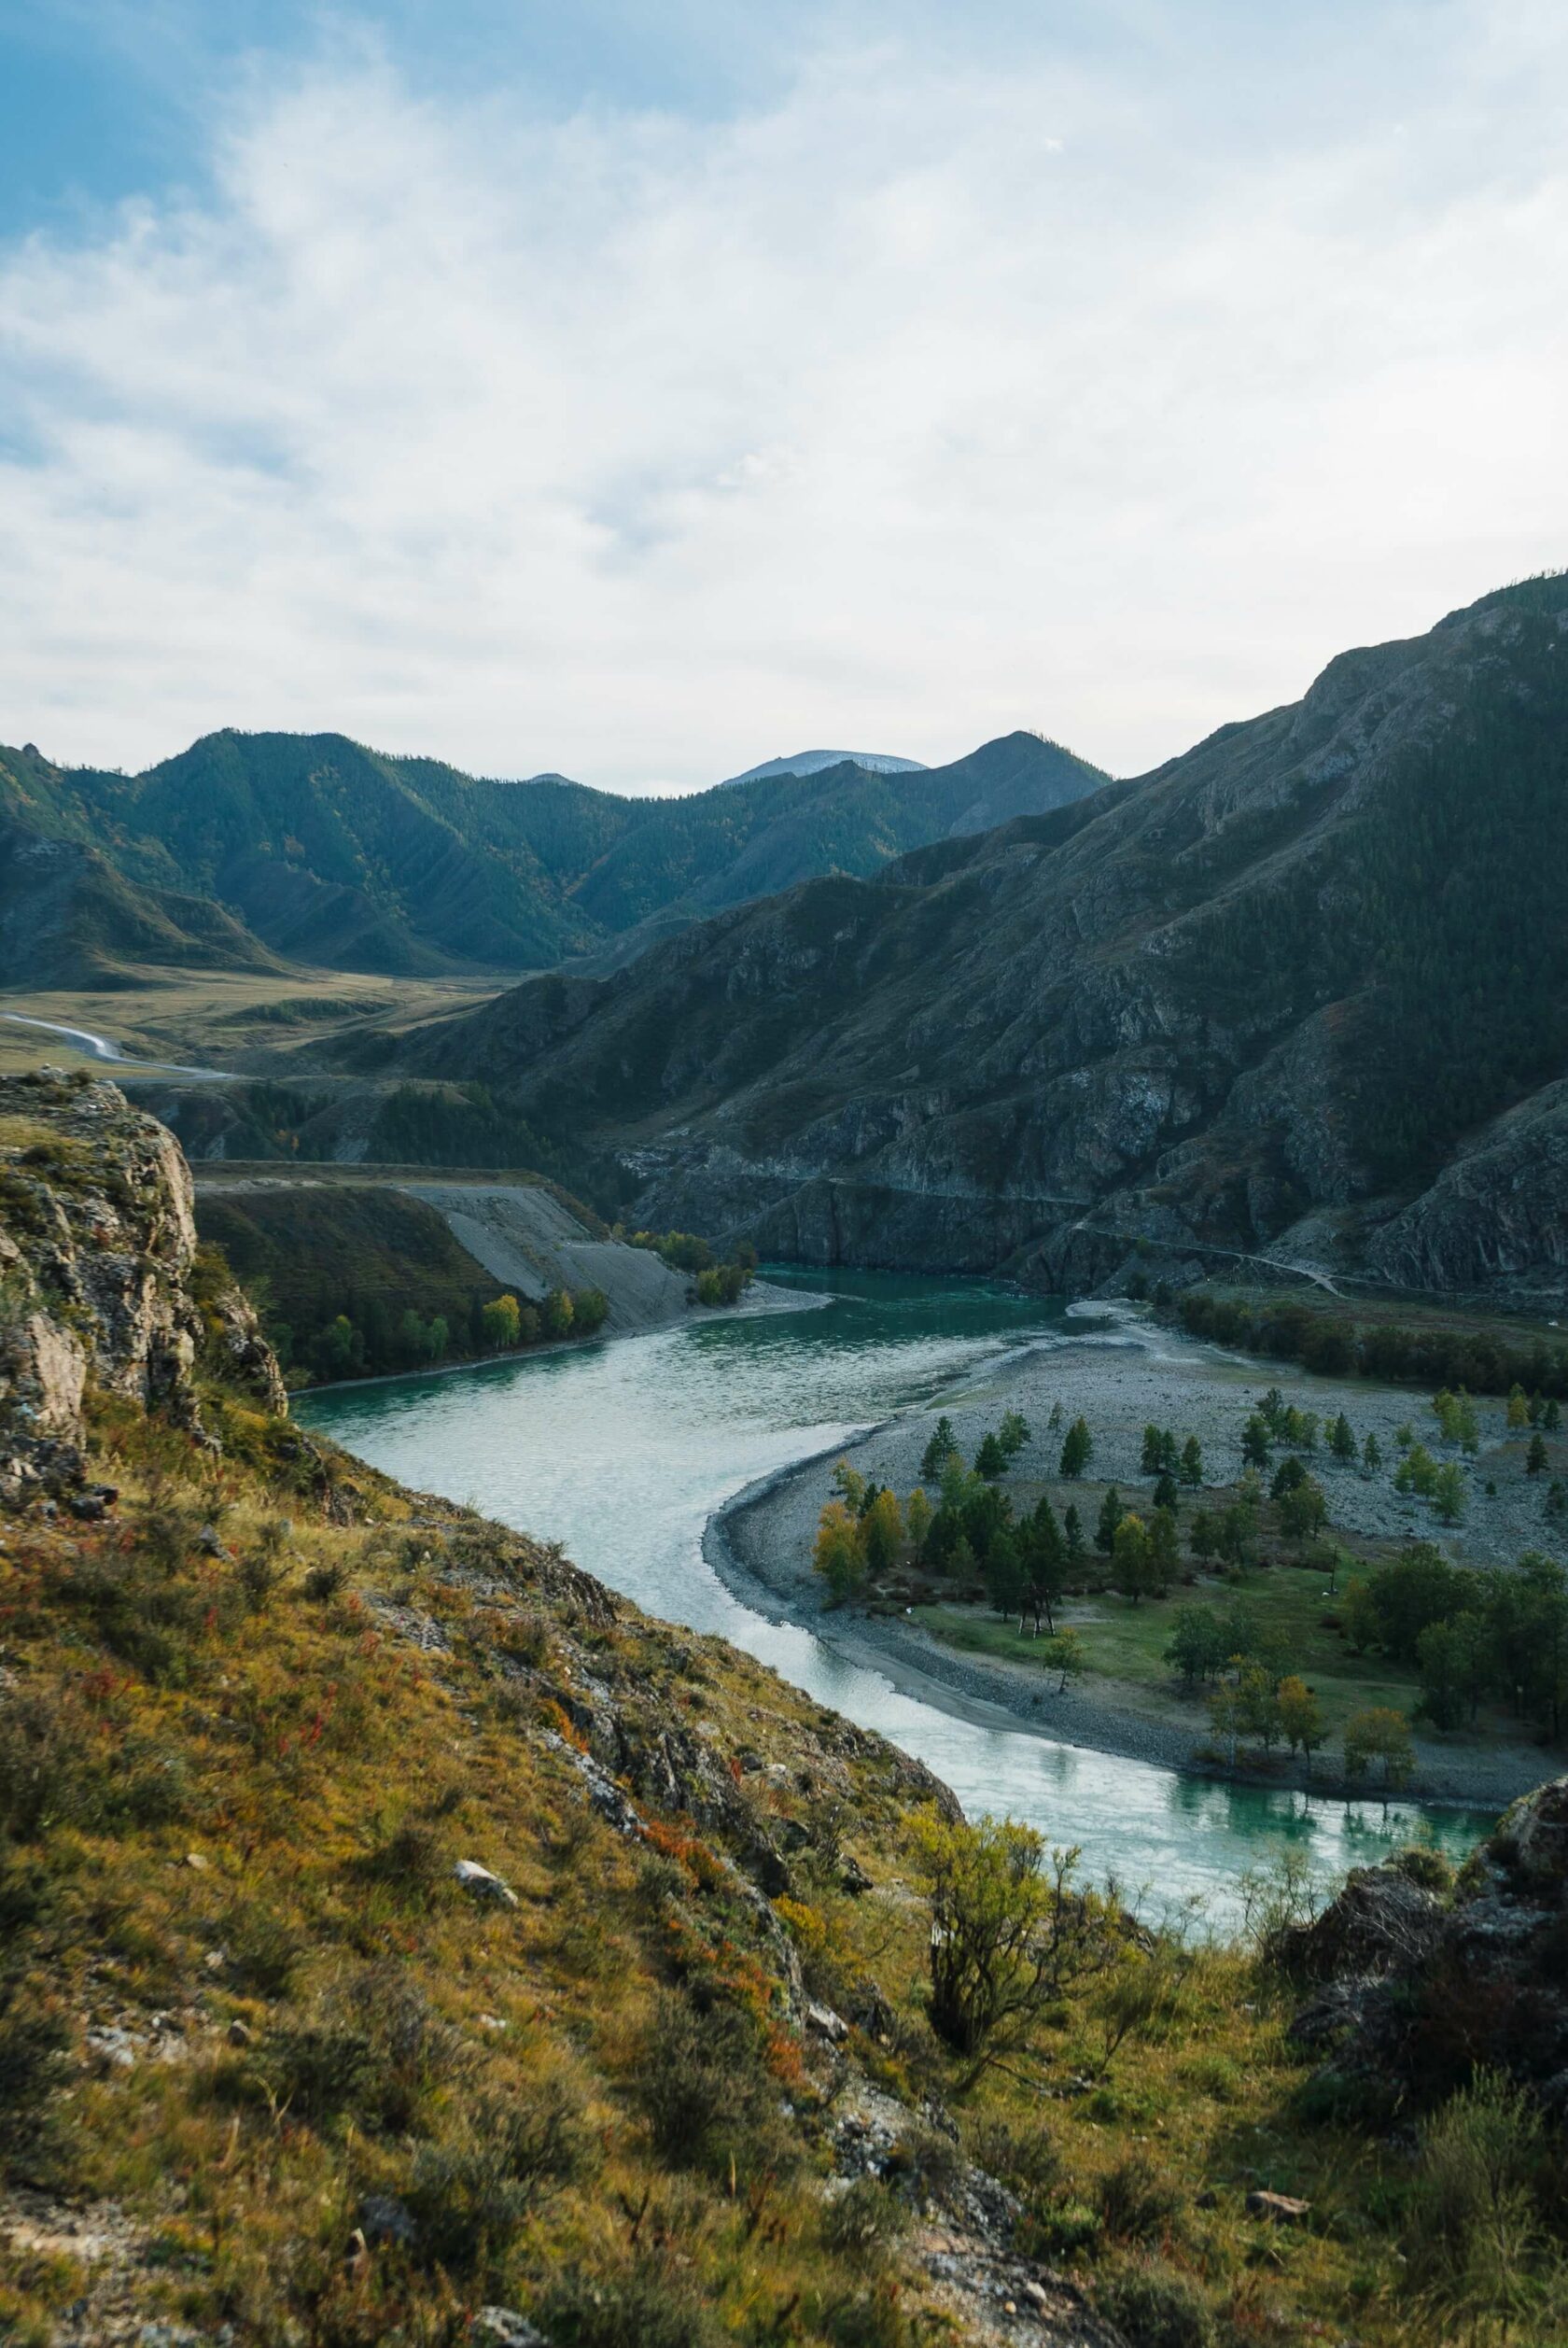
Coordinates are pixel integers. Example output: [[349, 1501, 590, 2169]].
[[454, 1859, 520, 1908]]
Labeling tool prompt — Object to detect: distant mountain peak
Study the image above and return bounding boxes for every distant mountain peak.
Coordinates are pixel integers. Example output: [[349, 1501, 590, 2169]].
[[720, 750, 927, 787]]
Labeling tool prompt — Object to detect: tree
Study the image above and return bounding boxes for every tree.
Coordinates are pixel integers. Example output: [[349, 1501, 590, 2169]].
[[1363, 1430, 1383, 1476], [480, 1293, 523, 1350], [1153, 1471, 1180, 1515], [1343, 1706, 1415, 1793], [1236, 1662, 1283, 1751], [1141, 1424, 1166, 1477], [1043, 1627, 1085, 1691], [1166, 1604, 1225, 1686], [905, 1485, 932, 1555], [543, 1287, 574, 1339], [1047, 1400, 1063, 1431], [1215, 1504, 1253, 1571], [1506, 1385, 1531, 1432], [1259, 1387, 1288, 1437], [1278, 1676, 1325, 1774], [1189, 1508, 1219, 1566], [916, 1814, 1112, 2062], [1058, 1417, 1093, 1478], [832, 1456, 868, 1511], [1095, 1487, 1124, 1558], [1527, 1433, 1548, 1477], [920, 1416, 959, 1483], [1148, 1506, 1180, 1588], [985, 1528, 1027, 1620], [1546, 1399, 1562, 1433], [1416, 1615, 1484, 1732], [1395, 1443, 1439, 1498], [1341, 1576, 1379, 1653], [999, 1410, 1030, 1459], [1329, 1413, 1357, 1464], [1112, 1513, 1155, 1604], [861, 1487, 904, 1576], [1278, 1476, 1328, 1543], [1241, 1414, 1271, 1469], [1021, 1497, 1066, 1633], [813, 1501, 865, 1604], [1270, 1454, 1308, 1501], [974, 1432, 1007, 1481], [1433, 1462, 1467, 1525], [1062, 1506, 1085, 1569], [1179, 1436, 1204, 1489]]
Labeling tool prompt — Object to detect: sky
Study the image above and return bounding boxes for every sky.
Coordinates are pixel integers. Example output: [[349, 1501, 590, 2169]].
[[0, 2, 1563, 794]]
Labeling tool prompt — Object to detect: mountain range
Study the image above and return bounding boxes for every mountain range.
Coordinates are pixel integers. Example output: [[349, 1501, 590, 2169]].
[[392, 575, 1568, 1302], [0, 727, 1101, 986], [720, 749, 927, 784]]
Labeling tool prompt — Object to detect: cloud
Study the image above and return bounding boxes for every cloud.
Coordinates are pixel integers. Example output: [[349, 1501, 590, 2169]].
[[0, 6, 1564, 788]]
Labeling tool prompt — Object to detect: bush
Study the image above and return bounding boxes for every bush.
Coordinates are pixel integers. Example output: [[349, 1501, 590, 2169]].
[[1094, 2257, 1214, 2348], [0, 1982, 71, 2178], [258, 1964, 465, 2132], [819, 2175, 912, 2263], [404, 2079, 589, 2274], [534, 2260, 718, 2348], [1099, 2153, 1183, 2244], [628, 1991, 784, 2179]]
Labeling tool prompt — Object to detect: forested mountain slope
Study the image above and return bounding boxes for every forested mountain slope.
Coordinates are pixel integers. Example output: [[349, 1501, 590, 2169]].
[[398, 576, 1568, 1302], [0, 726, 1104, 980]]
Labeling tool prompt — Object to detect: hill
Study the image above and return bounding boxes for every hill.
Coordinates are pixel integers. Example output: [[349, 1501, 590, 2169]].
[[7, 1077, 1568, 2345], [721, 750, 927, 784], [393, 575, 1568, 1304], [0, 728, 1105, 981]]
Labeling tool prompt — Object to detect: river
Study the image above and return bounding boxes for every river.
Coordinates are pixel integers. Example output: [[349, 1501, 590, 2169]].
[[298, 1266, 1491, 1925]]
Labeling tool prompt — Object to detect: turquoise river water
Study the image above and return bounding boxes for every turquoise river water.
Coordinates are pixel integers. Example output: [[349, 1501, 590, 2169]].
[[298, 1268, 1491, 1925]]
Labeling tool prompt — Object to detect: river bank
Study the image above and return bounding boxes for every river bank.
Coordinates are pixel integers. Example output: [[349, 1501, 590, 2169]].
[[705, 1306, 1553, 1810]]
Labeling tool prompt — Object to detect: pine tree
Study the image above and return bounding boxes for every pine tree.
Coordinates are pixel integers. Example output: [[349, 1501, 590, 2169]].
[[974, 1433, 1006, 1481], [1058, 1417, 1093, 1478], [1528, 1433, 1548, 1477], [1329, 1413, 1357, 1463], [1363, 1430, 1383, 1475], [1062, 1505, 1085, 1568], [1095, 1486, 1123, 1557], [1179, 1436, 1204, 1488], [920, 1416, 959, 1483], [1241, 1414, 1271, 1469]]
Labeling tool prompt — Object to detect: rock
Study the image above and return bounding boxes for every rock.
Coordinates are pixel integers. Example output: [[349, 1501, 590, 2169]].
[[196, 1524, 231, 1558], [357, 2194, 416, 2247], [1276, 1863, 1443, 1984], [226, 2019, 252, 2047], [1247, 2190, 1310, 2225], [184, 1851, 210, 1872], [839, 1853, 874, 1895], [0, 1073, 287, 1503], [470, 2312, 547, 2348], [805, 2003, 849, 2045], [85, 2025, 137, 2073], [454, 1859, 520, 1907]]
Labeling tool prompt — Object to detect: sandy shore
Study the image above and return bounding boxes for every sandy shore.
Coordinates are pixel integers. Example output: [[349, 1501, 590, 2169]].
[[705, 1308, 1552, 1811]]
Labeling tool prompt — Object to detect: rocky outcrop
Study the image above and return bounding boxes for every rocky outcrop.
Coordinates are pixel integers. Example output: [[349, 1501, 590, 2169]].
[[0, 1070, 285, 1497], [1284, 1781, 1568, 2122], [1366, 1080, 1568, 1304]]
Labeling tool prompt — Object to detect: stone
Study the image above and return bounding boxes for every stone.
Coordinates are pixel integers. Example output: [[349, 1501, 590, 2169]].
[[805, 2003, 849, 2045], [454, 1859, 520, 1907], [226, 2019, 253, 2047], [471, 2312, 547, 2347], [1247, 2190, 1311, 2226], [357, 2194, 417, 2247]]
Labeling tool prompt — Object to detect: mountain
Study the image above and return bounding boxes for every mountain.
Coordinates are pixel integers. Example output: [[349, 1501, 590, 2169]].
[[396, 575, 1568, 1302], [0, 811, 287, 988], [721, 748, 927, 784], [0, 727, 1104, 981]]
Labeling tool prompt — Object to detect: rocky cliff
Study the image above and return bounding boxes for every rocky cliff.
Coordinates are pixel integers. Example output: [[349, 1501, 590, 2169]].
[[0, 1069, 285, 1500], [401, 576, 1568, 1303]]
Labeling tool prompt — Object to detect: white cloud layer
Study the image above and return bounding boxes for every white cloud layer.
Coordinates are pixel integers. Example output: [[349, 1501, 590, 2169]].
[[1, 5, 1565, 788]]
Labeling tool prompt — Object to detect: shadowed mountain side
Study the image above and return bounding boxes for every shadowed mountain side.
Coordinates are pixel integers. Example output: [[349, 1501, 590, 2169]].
[[387, 576, 1568, 1303]]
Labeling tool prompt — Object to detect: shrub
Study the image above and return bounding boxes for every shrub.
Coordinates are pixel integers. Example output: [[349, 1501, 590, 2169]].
[[972, 2116, 1062, 2204], [1099, 2153, 1183, 2244], [404, 2079, 589, 2275], [820, 2175, 913, 2263], [1404, 2072, 1549, 2340], [534, 2259, 718, 2348], [0, 1981, 71, 2178], [629, 1991, 784, 2179], [1094, 2257, 1215, 2348]]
